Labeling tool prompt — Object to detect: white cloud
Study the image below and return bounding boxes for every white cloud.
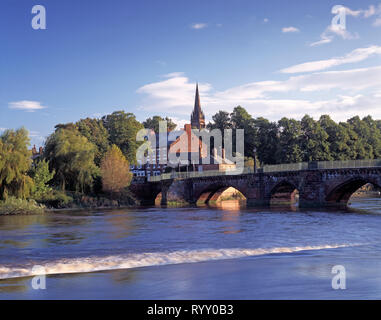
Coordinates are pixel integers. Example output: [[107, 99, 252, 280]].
[[162, 72, 185, 78], [311, 24, 358, 47], [137, 74, 212, 115], [137, 65, 381, 122], [8, 100, 47, 112], [281, 45, 381, 74], [263, 18, 269, 23], [282, 26, 299, 33], [374, 17, 381, 26], [191, 23, 207, 30], [309, 4, 381, 46], [170, 117, 188, 129]]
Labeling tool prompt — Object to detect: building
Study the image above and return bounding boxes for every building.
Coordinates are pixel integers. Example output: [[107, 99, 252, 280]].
[[131, 84, 236, 178], [31, 145, 43, 161]]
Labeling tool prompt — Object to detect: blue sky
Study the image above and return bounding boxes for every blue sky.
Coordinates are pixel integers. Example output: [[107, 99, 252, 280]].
[[1, 0, 381, 147]]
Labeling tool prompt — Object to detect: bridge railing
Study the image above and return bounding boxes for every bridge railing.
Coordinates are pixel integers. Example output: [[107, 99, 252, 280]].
[[147, 159, 381, 182], [262, 162, 308, 173], [148, 167, 255, 182], [316, 159, 381, 169]]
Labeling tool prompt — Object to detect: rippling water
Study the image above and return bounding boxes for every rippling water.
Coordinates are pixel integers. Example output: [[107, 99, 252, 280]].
[[1, 198, 381, 299]]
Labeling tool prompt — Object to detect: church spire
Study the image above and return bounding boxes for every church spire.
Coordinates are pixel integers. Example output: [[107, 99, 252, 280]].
[[191, 83, 205, 129]]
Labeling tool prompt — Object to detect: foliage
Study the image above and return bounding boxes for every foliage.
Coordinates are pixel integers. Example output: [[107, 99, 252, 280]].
[[102, 111, 144, 164], [230, 106, 256, 158], [0, 197, 44, 215], [44, 128, 99, 192], [207, 107, 381, 165], [30, 160, 55, 199], [100, 145, 133, 195], [0, 128, 34, 200], [143, 116, 177, 132], [37, 190, 74, 208], [76, 118, 110, 166]]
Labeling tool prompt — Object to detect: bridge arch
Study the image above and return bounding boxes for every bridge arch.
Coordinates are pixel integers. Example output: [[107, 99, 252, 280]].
[[195, 183, 247, 206], [325, 176, 381, 206], [269, 180, 299, 205]]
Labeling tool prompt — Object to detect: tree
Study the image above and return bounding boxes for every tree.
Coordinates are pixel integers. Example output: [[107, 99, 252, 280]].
[[100, 145, 132, 195], [346, 116, 375, 159], [278, 117, 303, 163], [44, 128, 98, 192], [300, 115, 331, 161], [207, 111, 232, 148], [76, 118, 110, 166], [318, 115, 352, 160], [102, 111, 144, 164], [30, 160, 55, 199], [230, 106, 256, 158], [253, 117, 280, 164], [0, 128, 34, 199], [143, 116, 177, 132]]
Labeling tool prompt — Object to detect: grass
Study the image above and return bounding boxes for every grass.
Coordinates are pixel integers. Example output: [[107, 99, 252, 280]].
[[0, 197, 45, 215]]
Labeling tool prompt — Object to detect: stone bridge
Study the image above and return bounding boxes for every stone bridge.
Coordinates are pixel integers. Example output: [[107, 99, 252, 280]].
[[130, 160, 381, 208]]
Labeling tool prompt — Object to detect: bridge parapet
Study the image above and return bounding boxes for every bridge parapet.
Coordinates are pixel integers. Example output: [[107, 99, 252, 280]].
[[147, 159, 381, 182]]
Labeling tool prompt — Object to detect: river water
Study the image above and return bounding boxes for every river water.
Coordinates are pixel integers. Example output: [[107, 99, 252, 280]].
[[1, 198, 381, 299]]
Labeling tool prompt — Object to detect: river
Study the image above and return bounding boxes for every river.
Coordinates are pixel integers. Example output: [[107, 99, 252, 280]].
[[1, 198, 381, 299]]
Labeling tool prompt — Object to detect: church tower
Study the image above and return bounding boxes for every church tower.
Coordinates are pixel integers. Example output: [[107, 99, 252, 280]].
[[190, 83, 206, 129]]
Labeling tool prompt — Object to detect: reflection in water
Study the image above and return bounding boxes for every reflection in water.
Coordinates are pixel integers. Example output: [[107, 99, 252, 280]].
[[0, 214, 49, 231], [106, 211, 137, 239], [109, 268, 139, 284], [217, 201, 242, 234], [44, 232, 85, 245], [0, 277, 27, 293]]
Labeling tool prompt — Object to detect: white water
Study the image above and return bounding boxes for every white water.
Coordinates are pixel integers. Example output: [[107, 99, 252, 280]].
[[0, 244, 354, 280]]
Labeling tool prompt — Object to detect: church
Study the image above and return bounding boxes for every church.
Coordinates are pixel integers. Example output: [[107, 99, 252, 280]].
[[131, 84, 236, 178]]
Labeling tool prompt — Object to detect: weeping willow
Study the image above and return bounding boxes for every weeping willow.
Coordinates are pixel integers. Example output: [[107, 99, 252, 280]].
[[0, 128, 34, 200]]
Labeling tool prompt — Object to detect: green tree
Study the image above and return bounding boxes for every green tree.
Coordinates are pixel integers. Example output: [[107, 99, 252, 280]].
[[0, 128, 34, 199], [318, 115, 352, 160], [277, 117, 303, 163], [346, 116, 377, 159], [44, 128, 98, 192], [30, 160, 55, 199], [102, 111, 144, 164], [143, 116, 177, 132], [76, 118, 110, 165], [253, 117, 280, 164], [207, 111, 232, 148], [230, 106, 256, 158], [300, 115, 332, 161]]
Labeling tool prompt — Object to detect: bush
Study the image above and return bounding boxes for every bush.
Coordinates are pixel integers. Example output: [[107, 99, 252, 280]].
[[37, 190, 74, 208], [0, 197, 45, 215]]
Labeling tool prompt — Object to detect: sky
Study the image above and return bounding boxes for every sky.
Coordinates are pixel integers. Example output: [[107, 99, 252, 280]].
[[0, 0, 381, 147]]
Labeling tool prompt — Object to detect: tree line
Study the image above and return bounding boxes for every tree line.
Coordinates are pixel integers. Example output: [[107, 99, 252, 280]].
[[1, 107, 381, 208], [210, 106, 381, 165]]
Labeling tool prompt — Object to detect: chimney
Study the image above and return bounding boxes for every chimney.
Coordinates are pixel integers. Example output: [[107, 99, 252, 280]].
[[32, 145, 37, 155]]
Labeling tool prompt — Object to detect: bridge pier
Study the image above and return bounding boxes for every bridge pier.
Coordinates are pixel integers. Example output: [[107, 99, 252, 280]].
[[246, 198, 270, 207]]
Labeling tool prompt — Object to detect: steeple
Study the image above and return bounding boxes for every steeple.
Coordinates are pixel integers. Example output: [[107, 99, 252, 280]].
[[191, 83, 205, 129]]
